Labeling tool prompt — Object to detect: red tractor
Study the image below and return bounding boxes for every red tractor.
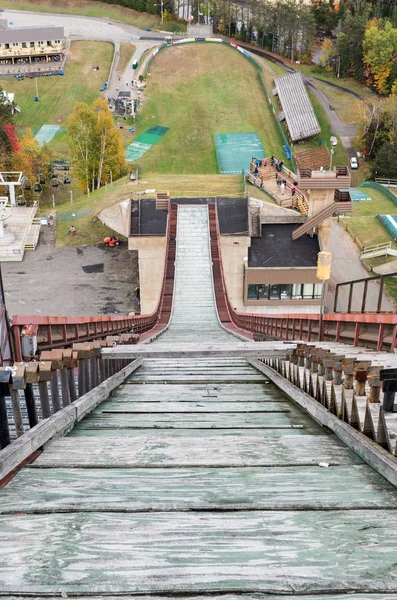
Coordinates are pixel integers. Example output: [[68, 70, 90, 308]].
[[104, 235, 120, 247]]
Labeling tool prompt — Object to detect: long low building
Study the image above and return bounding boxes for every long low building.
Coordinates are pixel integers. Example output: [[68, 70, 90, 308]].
[[274, 71, 321, 142], [0, 19, 64, 65]]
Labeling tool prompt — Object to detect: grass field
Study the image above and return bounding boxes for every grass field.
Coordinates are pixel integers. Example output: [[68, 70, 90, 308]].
[[297, 64, 376, 101], [340, 216, 393, 249], [134, 43, 288, 174], [0, 0, 175, 31], [350, 188, 397, 217], [313, 80, 361, 126], [54, 173, 245, 246], [117, 44, 136, 76], [1, 41, 113, 132]]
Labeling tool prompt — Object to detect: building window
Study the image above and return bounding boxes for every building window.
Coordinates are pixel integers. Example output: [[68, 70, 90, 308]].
[[22, 42, 27, 48], [30, 42, 34, 47], [5, 44, 9, 49], [248, 283, 320, 301], [12, 42, 18, 47]]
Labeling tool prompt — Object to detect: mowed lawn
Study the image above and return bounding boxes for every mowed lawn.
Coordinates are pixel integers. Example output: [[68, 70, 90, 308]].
[[1, 41, 113, 131], [135, 44, 285, 174], [340, 188, 397, 250], [351, 188, 397, 217]]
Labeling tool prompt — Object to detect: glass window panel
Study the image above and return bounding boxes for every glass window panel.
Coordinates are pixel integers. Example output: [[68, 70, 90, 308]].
[[292, 283, 302, 299], [314, 283, 322, 299], [248, 284, 258, 299], [280, 284, 292, 300], [303, 284, 314, 299], [258, 284, 269, 299], [270, 284, 280, 300]]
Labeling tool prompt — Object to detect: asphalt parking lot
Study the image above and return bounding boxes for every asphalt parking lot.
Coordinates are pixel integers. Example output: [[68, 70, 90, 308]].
[[2, 228, 140, 318]]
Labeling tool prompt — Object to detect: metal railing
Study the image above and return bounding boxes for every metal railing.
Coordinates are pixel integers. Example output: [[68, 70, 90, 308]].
[[12, 203, 177, 360], [208, 203, 397, 352], [334, 271, 397, 314]]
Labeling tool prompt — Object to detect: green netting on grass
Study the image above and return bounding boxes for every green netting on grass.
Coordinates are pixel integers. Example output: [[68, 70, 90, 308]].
[[339, 188, 371, 203], [126, 126, 169, 162], [57, 208, 92, 221], [34, 124, 60, 147], [214, 132, 265, 174], [147, 125, 169, 136]]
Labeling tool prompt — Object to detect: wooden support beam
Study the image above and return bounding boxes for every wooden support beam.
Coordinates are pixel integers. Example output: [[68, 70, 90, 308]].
[[0, 358, 142, 481]]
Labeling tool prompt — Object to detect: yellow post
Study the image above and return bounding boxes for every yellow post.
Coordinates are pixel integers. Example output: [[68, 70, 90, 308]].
[[317, 251, 332, 341]]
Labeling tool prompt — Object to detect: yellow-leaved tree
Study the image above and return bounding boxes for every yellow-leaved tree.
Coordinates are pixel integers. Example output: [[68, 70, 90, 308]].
[[67, 99, 126, 194]]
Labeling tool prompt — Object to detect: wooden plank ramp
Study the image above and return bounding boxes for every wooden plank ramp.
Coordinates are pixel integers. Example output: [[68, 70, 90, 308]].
[[1, 205, 397, 597], [1, 357, 397, 595]]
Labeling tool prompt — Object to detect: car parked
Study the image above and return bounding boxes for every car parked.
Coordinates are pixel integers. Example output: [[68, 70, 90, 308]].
[[350, 156, 358, 169]]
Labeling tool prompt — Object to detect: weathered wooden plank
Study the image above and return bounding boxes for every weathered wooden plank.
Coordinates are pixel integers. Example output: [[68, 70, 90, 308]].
[[2, 465, 397, 513], [101, 343, 295, 360], [77, 411, 308, 430], [32, 433, 362, 467], [5, 596, 397, 600], [112, 383, 282, 402], [2, 510, 397, 592], [125, 376, 268, 383], [94, 401, 292, 413], [251, 359, 397, 488]]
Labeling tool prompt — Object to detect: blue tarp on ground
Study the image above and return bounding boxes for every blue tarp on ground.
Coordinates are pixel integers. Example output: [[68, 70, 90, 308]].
[[34, 124, 60, 146], [339, 188, 371, 202], [214, 132, 265, 174]]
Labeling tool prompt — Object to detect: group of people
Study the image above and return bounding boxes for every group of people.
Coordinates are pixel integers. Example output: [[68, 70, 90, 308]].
[[253, 157, 268, 177], [251, 155, 299, 198], [275, 173, 298, 197], [271, 155, 285, 172]]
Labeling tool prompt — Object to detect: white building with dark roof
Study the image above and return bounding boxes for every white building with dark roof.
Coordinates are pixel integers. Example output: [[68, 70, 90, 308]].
[[0, 19, 64, 65]]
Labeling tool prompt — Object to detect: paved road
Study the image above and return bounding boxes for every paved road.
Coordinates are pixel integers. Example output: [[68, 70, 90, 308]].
[[2, 9, 154, 42], [2, 10, 162, 102], [328, 221, 395, 313]]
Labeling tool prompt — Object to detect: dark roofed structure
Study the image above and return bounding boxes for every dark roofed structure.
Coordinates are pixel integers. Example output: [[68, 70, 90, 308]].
[[130, 199, 168, 236], [217, 197, 249, 235], [130, 197, 249, 237], [248, 223, 320, 268], [274, 72, 321, 142]]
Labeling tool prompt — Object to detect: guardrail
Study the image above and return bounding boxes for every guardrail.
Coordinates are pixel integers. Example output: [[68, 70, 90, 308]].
[[375, 178, 397, 188], [340, 218, 364, 251]]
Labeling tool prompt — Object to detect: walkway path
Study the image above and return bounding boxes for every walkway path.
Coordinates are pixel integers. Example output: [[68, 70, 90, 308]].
[[1, 205, 397, 594], [328, 220, 395, 312]]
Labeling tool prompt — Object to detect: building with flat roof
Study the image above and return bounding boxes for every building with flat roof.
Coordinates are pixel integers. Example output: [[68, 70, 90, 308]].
[[0, 19, 64, 67]]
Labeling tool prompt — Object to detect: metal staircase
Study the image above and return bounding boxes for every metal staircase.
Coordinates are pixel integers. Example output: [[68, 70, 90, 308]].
[[292, 199, 352, 240]]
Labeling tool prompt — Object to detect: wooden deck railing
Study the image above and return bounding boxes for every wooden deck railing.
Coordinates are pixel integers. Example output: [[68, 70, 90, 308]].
[[0, 341, 142, 484]]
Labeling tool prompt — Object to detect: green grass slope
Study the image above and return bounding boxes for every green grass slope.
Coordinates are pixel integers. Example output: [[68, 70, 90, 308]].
[[135, 43, 287, 174]]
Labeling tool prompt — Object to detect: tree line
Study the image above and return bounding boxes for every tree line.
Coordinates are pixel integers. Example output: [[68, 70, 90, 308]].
[[0, 89, 53, 193]]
